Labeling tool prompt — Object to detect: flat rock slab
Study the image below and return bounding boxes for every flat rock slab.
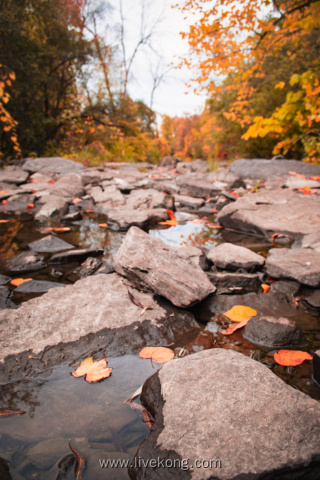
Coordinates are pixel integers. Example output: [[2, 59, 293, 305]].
[[126, 189, 173, 210], [244, 316, 306, 348], [207, 271, 261, 294], [217, 189, 320, 239], [50, 248, 104, 264], [177, 177, 225, 199], [300, 232, 320, 252], [207, 243, 265, 271], [91, 185, 125, 207], [107, 209, 169, 231], [0, 167, 29, 185], [5, 251, 46, 274], [23, 157, 83, 175], [0, 273, 198, 367], [35, 195, 68, 221], [131, 349, 320, 480], [49, 173, 84, 199], [14, 280, 65, 293], [115, 227, 215, 308], [28, 235, 74, 252], [230, 158, 320, 180], [266, 248, 320, 287]]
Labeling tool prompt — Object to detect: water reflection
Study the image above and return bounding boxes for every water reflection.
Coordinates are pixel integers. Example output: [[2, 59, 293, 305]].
[[150, 222, 221, 248]]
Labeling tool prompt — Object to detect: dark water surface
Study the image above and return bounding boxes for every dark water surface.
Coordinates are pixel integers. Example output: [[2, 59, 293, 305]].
[[0, 210, 319, 479]]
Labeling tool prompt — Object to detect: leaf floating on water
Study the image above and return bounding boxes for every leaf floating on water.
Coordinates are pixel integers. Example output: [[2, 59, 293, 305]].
[[274, 350, 313, 366], [126, 401, 154, 429], [10, 278, 32, 287], [158, 209, 178, 226], [0, 409, 26, 417], [98, 223, 108, 227], [127, 289, 153, 317], [139, 346, 174, 363], [72, 357, 112, 383], [0, 219, 9, 223], [221, 318, 251, 335], [261, 284, 270, 294], [223, 305, 257, 322], [125, 385, 143, 403], [69, 443, 86, 480]]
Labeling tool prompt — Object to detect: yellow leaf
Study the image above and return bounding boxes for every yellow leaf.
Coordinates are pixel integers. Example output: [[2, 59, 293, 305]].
[[275, 82, 285, 89], [223, 305, 257, 322]]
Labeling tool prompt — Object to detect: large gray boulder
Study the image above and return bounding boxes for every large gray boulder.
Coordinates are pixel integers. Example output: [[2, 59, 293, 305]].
[[217, 189, 320, 239], [266, 248, 320, 287], [0, 273, 198, 367], [22, 157, 83, 175], [115, 227, 215, 307], [230, 158, 320, 180], [207, 243, 265, 271], [130, 349, 320, 480]]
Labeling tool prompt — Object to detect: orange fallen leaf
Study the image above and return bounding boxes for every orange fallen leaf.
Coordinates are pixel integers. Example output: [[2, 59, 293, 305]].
[[69, 443, 86, 480], [223, 305, 257, 322], [72, 357, 112, 383], [297, 186, 317, 195], [206, 223, 222, 228], [0, 190, 7, 194], [98, 223, 108, 227], [210, 208, 219, 213], [27, 203, 34, 210], [261, 284, 270, 294], [309, 175, 320, 181], [221, 318, 250, 335], [167, 209, 176, 220], [10, 278, 32, 287], [205, 197, 215, 203], [1, 200, 8, 205], [139, 346, 174, 363], [289, 171, 306, 179], [274, 350, 313, 366], [190, 218, 203, 224], [0, 219, 9, 223], [270, 232, 279, 239], [44, 227, 71, 232], [48, 180, 55, 185], [158, 218, 179, 226], [230, 190, 241, 198], [0, 409, 26, 417], [72, 197, 82, 204]]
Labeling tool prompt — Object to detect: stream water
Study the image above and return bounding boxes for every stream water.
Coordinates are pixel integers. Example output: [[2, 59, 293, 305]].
[[0, 209, 319, 479]]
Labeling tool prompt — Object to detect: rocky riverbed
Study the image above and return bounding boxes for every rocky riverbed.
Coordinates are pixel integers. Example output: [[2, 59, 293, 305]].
[[0, 155, 320, 479]]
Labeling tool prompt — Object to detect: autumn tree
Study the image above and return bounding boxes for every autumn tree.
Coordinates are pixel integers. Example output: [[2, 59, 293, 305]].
[[178, 0, 320, 163]]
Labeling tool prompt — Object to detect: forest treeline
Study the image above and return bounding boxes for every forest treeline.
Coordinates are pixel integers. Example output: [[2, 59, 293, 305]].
[[1, 0, 319, 165]]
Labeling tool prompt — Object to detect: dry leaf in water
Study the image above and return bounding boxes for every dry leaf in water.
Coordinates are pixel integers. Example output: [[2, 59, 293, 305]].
[[69, 443, 86, 480], [274, 350, 313, 366], [139, 346, 174, 363], [223, 305, 257, 322], [44, 227, 71, 232], [0, 219, 9, 223], [10, 278, 32, 287], [72, 357, 112, 383], [0, 409, 25, 417], [221, 318, 251, 335]]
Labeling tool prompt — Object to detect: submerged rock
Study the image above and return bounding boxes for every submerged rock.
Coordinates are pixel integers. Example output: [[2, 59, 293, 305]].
[[5, 251, 46, 274], [115, 227, 215, 308], [244, 316, 306, 348], [217, 189, 320, 239], [130, 349, 320, 480], [266, 248, 320, 287], [207, 243, 265, 271], [0, 273, 198, 368], [28, 235, 74, 253]]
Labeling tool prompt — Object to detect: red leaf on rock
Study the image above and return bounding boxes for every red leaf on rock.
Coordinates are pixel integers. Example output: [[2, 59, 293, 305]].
[[274, 350, 313, 366], [0, 409, 25, 417], [98, 223, 108, 227], [289, 171, 306, 179], [69, 443, 86, 480], [270, 233, 279, 239], [72, 198, 82, 204], [310, 175, 320, 181], [44, 227, 71, 232], [27, 203, 34, 210], [221, 318, 250, 335], [49, 180, 55, 184], [1, 200, 8, 205]]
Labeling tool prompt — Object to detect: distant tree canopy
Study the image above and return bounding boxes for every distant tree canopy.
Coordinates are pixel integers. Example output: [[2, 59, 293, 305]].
[[175, 0, 320, 163]]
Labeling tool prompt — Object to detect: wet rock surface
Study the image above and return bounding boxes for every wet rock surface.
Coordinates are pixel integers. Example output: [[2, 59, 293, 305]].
[[0, 286, 15, 309], [207, 242, 265, 271], [49, 247, 104, 264], [5, 251, 46, 274], [28, 235, 74, 252], [115, 227, 215, 307], [132, 349, 320, 480], [0, 273, 198, 373], [244, 316, 306, 348], [266, 248, 320, 287]]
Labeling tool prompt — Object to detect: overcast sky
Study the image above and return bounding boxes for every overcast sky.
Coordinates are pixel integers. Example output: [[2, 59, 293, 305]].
[[105, 0, 206, 120]]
